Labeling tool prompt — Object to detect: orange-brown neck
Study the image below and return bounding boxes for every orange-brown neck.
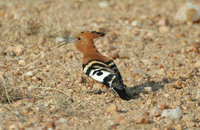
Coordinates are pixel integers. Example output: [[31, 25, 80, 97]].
[[76, 40, 100, 57]]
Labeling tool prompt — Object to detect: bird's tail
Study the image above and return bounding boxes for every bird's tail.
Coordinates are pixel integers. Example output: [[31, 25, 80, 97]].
[[113, 87, 133, 101]]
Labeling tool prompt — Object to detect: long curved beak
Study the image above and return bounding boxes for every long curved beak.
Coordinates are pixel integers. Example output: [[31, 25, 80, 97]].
[[56, 37, 76, 48]]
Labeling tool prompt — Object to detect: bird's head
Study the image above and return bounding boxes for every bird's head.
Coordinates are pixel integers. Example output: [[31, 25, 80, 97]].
[[57, 31, 105, 53]]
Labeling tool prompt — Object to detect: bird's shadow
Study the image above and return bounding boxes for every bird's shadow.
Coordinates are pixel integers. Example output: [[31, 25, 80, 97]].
[[127, 78, 177, 99]]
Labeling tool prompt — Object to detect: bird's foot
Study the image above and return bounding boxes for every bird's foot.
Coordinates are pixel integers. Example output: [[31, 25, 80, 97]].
[[81, 85, 93, 94], [91, 88, 109, 94], [92, 89, 103, 94]]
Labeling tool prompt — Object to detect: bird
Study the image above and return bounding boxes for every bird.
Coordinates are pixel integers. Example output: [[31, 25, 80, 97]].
[[57, 31, 133, 100]]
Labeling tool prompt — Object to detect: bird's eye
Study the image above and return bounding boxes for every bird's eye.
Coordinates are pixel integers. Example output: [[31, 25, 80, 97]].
[[77, 37, 81, 40]]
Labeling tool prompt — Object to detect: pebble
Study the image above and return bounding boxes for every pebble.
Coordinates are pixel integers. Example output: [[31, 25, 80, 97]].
[[175, 2, 200, 22], [26, 71, 34, 76], [4, 45, 23, 56], [77, 77, 84, 83], [194, 61, 200, 68], [135, 117, 150, 124], [131, 21, 138, 26], [114, 115, 125, 124], [158, 19, 168, 26], [141, 59, 151, 65], [159, 104, 167, 110], [181, 114, 194, 122], [56, 37, 64, 42], [161, 107, 182, 120], [157, 68, 165, 75], [9, 124, 19, 130], [12, 100, 24, 107], [14, 45, 23, 55], [99, 2, 108, 8], [175, 80, 183, 87], [143, 112, 150, 116], [45, 121, 56, 129], [159, 26, 170, 34], [146, 32, 154, 38], [93, 83, 103, 90], [38, 37, 46, 45], [150, 108, 162, 117], [144, 87, 152, 91], [152, 128, 159, 130], [107, 103, 118, 114], [196, 90, 200, 100], [18, 59, 26, 65], [59, 118, 68, 123], [174, 124, 182, 130], [186, 45, 196, 52]]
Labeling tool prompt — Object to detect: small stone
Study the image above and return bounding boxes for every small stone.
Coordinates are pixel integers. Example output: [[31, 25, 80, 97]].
[[131, 21, 138, 26], [38, 37, 46, 45], [175, 80, 182, 86], [161, 107, 182, 120], [164, 83, 177, 89], [28, 117, 35, 124], [68, 89, 74, 93], [45, 121, 55, 129], [181, 114, 194, 122], [107, 103, 118, 114], [167, 72, 174, 78], [14, 45, 23, 55], [175, 100, 183, 106], [144, 87, 152, 91], [174, 124, 182, 130], [159, 104, 167, 110], [196, 90, 200, 100], [145, 100, 152, 105], [143, 112, 150, 116], [59, 118, 67, 123], [152, 128, 159, 130], [56, 37, 64, 42], [115, 115, 125, 124], [18, 59, 26, 65], [9, 124, 19, 130], [194, 61, 200, 68], [93, 83, 103, 90], [141, 59, 151, 65], [6, 45, 14, 52], [150, 108, 162, 117], [14, 111, 20, 116], [175, 2, 200, 22], [135, 117, 150, 124], [77, 77, 84, 83], [146, 32, 154, 38], [26, 71, 34, 76], [13, 100, 23, 107], [99, 1, 108, 8], [159, 26, 170, 34], [186, 45, 196, 52], [158, 19, 168, 26], [161, 109, 169, 117], [176, 32, 185, 38], [157, 68, 165, 75]]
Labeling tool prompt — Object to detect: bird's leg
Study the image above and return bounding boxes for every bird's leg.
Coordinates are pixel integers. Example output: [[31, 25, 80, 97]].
[[81, 77, 94, 94], [98, 85, 109, 93], [92, 83, 105, 94]]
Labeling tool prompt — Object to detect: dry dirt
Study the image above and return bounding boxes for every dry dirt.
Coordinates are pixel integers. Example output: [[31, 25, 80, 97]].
[[0, 0, 200, 129]]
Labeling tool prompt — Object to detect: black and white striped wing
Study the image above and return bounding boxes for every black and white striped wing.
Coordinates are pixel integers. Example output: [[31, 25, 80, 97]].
[[83, 60, 123, 87], [106, 60, 124, 84]]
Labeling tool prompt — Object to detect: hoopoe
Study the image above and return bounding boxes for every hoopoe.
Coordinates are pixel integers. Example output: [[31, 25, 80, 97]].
[[57, 31, 133, 100]]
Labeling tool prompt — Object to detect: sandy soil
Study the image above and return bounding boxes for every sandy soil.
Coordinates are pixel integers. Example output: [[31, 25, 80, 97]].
[[0, 0, 200, 129]]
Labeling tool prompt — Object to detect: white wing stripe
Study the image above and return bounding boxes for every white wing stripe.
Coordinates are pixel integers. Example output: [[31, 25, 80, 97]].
[[89, 69, 111, 83]]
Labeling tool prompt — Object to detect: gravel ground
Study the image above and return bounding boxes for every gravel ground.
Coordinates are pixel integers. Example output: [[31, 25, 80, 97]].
[[0, 0, 200, 129]]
